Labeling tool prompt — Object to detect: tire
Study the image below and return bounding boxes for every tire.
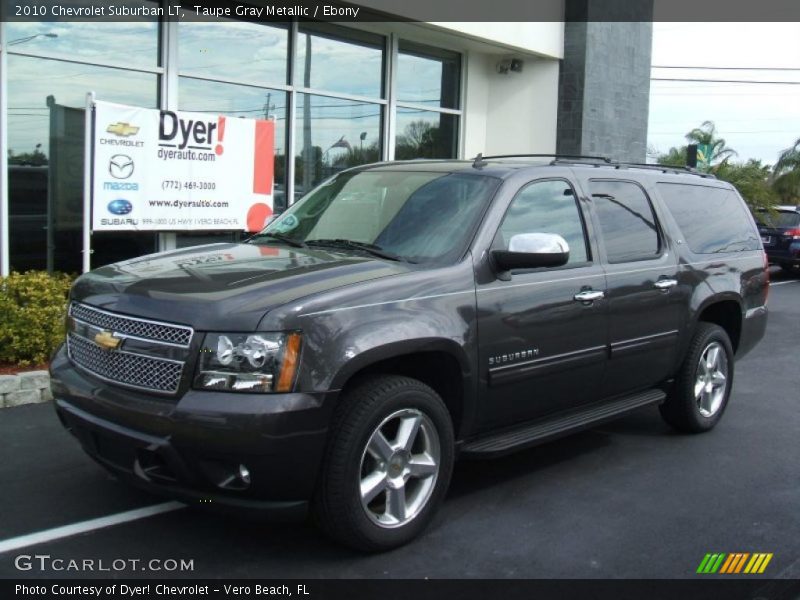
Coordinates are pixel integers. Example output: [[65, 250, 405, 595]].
[[659, 323, 735, 433], [313, 375, 454, 552]]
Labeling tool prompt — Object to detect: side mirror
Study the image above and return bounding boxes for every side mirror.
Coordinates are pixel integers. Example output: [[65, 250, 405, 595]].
[[491, 233, 570, 273]]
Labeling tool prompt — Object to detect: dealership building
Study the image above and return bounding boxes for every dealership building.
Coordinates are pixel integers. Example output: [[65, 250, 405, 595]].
[[0, 1, 652, 275]]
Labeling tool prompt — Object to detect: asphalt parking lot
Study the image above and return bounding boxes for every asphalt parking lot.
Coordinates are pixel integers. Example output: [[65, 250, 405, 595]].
[[1, 269, 798, 580]]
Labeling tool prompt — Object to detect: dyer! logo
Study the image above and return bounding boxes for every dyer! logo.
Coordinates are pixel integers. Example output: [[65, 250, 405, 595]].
[[697, 553, 773, 574]]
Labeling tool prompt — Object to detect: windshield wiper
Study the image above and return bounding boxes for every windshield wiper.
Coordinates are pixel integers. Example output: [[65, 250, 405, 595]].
[[306, 239, 413, 263], [248, 231, 307, 248]]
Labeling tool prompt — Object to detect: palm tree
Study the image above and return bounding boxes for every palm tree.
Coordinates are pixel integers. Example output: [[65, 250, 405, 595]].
[[772, 137, 800, 202], [685, 120, 737, 166]]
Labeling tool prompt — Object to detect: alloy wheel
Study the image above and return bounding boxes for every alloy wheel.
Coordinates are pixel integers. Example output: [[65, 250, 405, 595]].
[[694, 341, 729, 417], [359, 408, 440, 528]]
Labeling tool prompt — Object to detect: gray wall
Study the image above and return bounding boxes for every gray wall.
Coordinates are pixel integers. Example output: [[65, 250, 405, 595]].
[[557, 1, 654, 162]]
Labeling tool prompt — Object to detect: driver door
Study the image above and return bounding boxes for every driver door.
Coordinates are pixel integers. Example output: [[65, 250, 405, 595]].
[[475, 178, 608, 431]]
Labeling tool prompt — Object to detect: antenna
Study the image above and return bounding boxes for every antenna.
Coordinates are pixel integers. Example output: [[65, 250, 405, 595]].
[[472, 153, 489, 169]]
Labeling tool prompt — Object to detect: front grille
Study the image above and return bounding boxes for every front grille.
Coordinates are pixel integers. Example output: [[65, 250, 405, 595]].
[[70, 302, 192, 347], [67, 333, 184, 394]]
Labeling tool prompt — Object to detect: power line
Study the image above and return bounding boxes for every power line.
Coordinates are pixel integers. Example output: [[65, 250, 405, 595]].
[[652, 65, 800, 71], [651, 77, 800, 85]]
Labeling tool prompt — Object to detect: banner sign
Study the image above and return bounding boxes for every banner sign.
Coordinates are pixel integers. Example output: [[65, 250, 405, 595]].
[[91, 100, 275, 232]]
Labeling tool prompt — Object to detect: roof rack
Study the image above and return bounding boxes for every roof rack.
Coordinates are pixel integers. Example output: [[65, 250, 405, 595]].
[[613, 162, 717, 179], [479, 153, 613, 164], [471, 153, 717, 179]]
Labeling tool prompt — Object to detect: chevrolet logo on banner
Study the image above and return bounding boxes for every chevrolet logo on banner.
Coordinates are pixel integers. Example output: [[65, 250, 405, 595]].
[[94, 330, 122, 351], [697, 552, 773, 574], [106, 122, 140, 137]]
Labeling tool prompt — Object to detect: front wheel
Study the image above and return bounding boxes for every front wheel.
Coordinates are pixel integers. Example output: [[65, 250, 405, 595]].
[[659, 323, 734, 433], [314, 375, 454, 552]]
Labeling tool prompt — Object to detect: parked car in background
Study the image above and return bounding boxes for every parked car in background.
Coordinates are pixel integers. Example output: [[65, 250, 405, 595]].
[[754, 206, 800, 275]]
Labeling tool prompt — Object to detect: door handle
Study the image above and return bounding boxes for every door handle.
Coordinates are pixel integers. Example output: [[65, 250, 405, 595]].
[[573, 290, 605, 303], [654, 278, 678, 292]]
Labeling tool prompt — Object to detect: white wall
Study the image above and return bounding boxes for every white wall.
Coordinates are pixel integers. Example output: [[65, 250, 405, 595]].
[[463, 53, 560, 158], [431, 22, 564, 59]]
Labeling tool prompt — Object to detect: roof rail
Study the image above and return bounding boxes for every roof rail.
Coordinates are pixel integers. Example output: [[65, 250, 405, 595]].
[[479, 153, 613, 164], [473, 154, 717, 179], [613, 162, 717, 179]]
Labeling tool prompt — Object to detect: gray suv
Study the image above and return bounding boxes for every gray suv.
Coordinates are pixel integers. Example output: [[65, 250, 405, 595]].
[[51, 156, 768, 551]]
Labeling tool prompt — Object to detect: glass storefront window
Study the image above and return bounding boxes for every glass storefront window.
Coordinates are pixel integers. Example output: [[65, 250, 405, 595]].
[[295, 24, 384, 99], [295, 94, 382, 193], [397, 41, 460, 109], [178, 20, 288, 85], [6, 7, 160, 69], [7, 55, 159, 273], [395, 109, 458, 160]]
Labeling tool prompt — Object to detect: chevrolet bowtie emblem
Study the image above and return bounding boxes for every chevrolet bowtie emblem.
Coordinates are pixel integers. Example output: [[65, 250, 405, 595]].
[[94, 330, 122, 351], [106, 122, 140, 137]]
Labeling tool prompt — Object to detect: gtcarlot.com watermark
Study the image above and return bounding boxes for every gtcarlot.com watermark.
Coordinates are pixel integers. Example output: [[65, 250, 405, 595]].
[[14, 553, 194, 573]]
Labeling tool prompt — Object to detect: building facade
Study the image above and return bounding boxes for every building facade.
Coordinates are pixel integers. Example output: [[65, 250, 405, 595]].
[[0, 3, 651, 275]]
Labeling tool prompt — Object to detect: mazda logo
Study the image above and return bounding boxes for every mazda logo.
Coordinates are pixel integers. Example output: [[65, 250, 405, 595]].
[[109, 154, 134, 179]]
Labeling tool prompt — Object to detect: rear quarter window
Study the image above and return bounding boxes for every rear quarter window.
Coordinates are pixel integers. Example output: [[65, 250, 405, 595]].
[[656, 183, 760, 254]]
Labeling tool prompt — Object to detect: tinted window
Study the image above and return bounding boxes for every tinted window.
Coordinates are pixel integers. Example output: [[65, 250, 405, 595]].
[[590, 180, 660, 263], [755, 210, 800, 229], [496, 180, 589, 266], [658, 183, 760, 253]]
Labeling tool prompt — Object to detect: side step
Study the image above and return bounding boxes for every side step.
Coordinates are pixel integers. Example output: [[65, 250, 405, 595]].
[[461, 389, 666, 458]]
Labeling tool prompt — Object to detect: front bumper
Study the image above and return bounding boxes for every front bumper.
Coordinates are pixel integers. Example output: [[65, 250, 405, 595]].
[[50, 345, 338, 514]]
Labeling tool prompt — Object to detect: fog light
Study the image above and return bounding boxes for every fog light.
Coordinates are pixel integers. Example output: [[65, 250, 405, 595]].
[[238, 464, 251, 485]]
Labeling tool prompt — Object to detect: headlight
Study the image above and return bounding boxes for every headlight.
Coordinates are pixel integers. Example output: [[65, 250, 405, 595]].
[[194, 332, 302, 393]]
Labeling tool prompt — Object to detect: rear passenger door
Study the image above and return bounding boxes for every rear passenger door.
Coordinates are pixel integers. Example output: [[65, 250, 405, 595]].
[[584, 178, 684, 398]]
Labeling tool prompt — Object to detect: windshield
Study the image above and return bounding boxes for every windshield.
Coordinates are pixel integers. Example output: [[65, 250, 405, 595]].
[[252, 170, 500, 264]]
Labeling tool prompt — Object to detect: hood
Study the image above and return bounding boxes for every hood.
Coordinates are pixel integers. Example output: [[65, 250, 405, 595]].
[[71, 243, 413, 331]]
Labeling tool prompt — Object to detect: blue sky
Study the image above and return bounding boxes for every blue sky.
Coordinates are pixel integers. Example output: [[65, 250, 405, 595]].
[[648, 22, 800, 165]]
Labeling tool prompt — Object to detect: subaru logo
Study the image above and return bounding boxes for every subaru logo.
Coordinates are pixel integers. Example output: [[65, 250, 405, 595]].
[[107, 199, 133, 215]]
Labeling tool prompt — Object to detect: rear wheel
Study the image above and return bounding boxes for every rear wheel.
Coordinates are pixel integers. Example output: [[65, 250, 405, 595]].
[[314, 375, 454, 552], [659, 323, 734, 433]]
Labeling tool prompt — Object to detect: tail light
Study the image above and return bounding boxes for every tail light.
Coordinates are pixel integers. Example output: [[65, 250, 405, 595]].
[[783, 228, 800, 239]]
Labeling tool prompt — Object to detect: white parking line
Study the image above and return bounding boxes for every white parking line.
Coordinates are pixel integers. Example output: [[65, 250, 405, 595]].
[[0, 502, 184, 554], [771, 280, 800, 286]]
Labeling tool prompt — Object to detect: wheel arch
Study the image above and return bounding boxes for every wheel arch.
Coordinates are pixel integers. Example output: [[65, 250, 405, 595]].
[[694, 296, 744, 353], [330, 339, 475, 440]]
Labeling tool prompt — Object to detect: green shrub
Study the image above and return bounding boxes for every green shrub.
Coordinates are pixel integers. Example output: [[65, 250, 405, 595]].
[[0, 271, 74, 366]]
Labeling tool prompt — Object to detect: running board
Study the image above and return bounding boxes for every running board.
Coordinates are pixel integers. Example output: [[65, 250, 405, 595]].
[[461, 389, 666, 458]]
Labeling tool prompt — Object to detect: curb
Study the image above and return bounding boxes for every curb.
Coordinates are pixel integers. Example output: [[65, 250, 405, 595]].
[[0, 370, 52, 408]]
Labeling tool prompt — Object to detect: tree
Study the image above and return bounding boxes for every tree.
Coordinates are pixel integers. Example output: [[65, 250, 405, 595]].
[[655, 121, 737, 171], [657, 145, 689, 167], [8, 144, 48, 166], [714, 159, 778, 212], [395, 120, 444, 160], [772, 137, 800, 203], [685, 120, 738, 165]]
